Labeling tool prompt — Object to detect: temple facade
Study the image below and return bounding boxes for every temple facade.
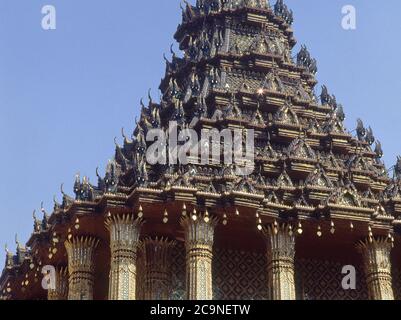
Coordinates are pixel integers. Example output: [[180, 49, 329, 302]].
[[1, 0, 401, 301]]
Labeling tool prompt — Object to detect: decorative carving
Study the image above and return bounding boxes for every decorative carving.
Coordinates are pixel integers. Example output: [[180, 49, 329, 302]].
[[181, 212, 217, 300], [287, 137, 316, 160], [274, 102, 299, 125], [395, 156, 401, 180], [355, 119, 366, 141], [47, 267, 68, 300], [65, 236, 99, 300], [305, 165, 334, 188], [263, 223, 296, 300], [276, 169, 294, 188], [73, 174, 94, 202], [297, 45, 317, 74], [274, 0, 294, 25], [106, 214, 143, 300], [142, 238, 176, 300], [357, 237, 394, 300]]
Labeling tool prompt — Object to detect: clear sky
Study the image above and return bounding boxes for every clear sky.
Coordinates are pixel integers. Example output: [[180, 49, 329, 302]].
[[0, 0, 400, 267]]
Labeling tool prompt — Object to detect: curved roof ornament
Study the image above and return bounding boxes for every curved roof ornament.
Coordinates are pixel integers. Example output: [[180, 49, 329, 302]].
[[121, 127, 131, 144], [32, 210, 38, 222], [40, 201, 47, 216], [148, 89, 153, 105], [15, 234, 20, 248], [60, 183, 66, 196], [170, 44, 176, 58], [53, 195, 60, 206], [356, 118, 366, 141], [114, 137, 121, 148], [96, 167, 102, 179]]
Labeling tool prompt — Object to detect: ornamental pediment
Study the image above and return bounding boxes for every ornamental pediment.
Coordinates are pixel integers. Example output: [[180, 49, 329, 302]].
[[327, 188, 362, 208], [286, 137, 316, 160], [276, 169, 294, 188], [273, 102, 299, 125], [305, 166, 334, 189]]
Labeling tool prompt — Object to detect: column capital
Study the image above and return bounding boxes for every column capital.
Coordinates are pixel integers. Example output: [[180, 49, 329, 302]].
[[357, 236, 393, 275], [263, 223, 296, 260], [357, 236, 394, 300], [106, 214, 143, 253], [180, 213, 218, 248], [47, 266, 68, 300], [64, 236, 99, 273], [142, 237, 176, 300], [263, 222, 296, 300], [181, 211, 217, 300], [64, 236, 99, 300], [106, 214, 143, 300]]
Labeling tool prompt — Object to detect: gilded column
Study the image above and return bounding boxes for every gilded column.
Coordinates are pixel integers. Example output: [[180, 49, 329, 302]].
[[65, 236, 99, 300], [357, 237, 394, 300], [142, 238, 176, 300], [47, 267, 68, 300], [181, 212, 217, 300], [264, 223, 296, 300], [106, 214, 142, 300]]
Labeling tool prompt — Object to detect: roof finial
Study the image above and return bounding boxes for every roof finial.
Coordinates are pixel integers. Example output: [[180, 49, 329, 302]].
[[53, 195, 60, 207], [148, 88, 153, 105], [40, 201, 48, 216], [15, 234, 20, 248], [96, 167, 101, 179], [140, 98, 146, 110], [114, 137, 120, 148], [170, 44, 176, 58]]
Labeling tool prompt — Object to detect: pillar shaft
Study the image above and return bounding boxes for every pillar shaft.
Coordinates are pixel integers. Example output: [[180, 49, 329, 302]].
[[358, 237, 394, 300], [65, 236, 99, 300], [106, 214, 142, 300], [264, 223, 296, 300], [142, 238, 175, 300], [181, 214, 217, 300], [47, 267, 68, 300]]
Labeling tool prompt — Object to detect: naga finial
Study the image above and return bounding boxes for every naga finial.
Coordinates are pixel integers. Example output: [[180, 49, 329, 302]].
[[96, 167, 101, 179], [114, 137, 120, 147], [140, 98, 146, 110], [15, 234, 20, 247], [122, 127, 126, 139], [40, 201, 47, 215], [148, 89, 153, 104]]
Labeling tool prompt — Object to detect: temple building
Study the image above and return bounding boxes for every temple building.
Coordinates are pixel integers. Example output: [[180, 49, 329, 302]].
[[2, 0, 401, 300]]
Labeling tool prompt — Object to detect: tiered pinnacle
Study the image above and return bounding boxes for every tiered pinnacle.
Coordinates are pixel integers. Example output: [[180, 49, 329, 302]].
[[103, 0, 392, 218], [2, 0, 401, 300]]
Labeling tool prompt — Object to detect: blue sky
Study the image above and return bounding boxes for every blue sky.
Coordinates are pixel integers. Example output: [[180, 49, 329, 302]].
[[0, 0, 400, 267]]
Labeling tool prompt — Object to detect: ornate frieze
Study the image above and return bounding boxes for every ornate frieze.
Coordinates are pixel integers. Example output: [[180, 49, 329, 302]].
[[65, 236, 99, 300], [106, 214, 143, 300]]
